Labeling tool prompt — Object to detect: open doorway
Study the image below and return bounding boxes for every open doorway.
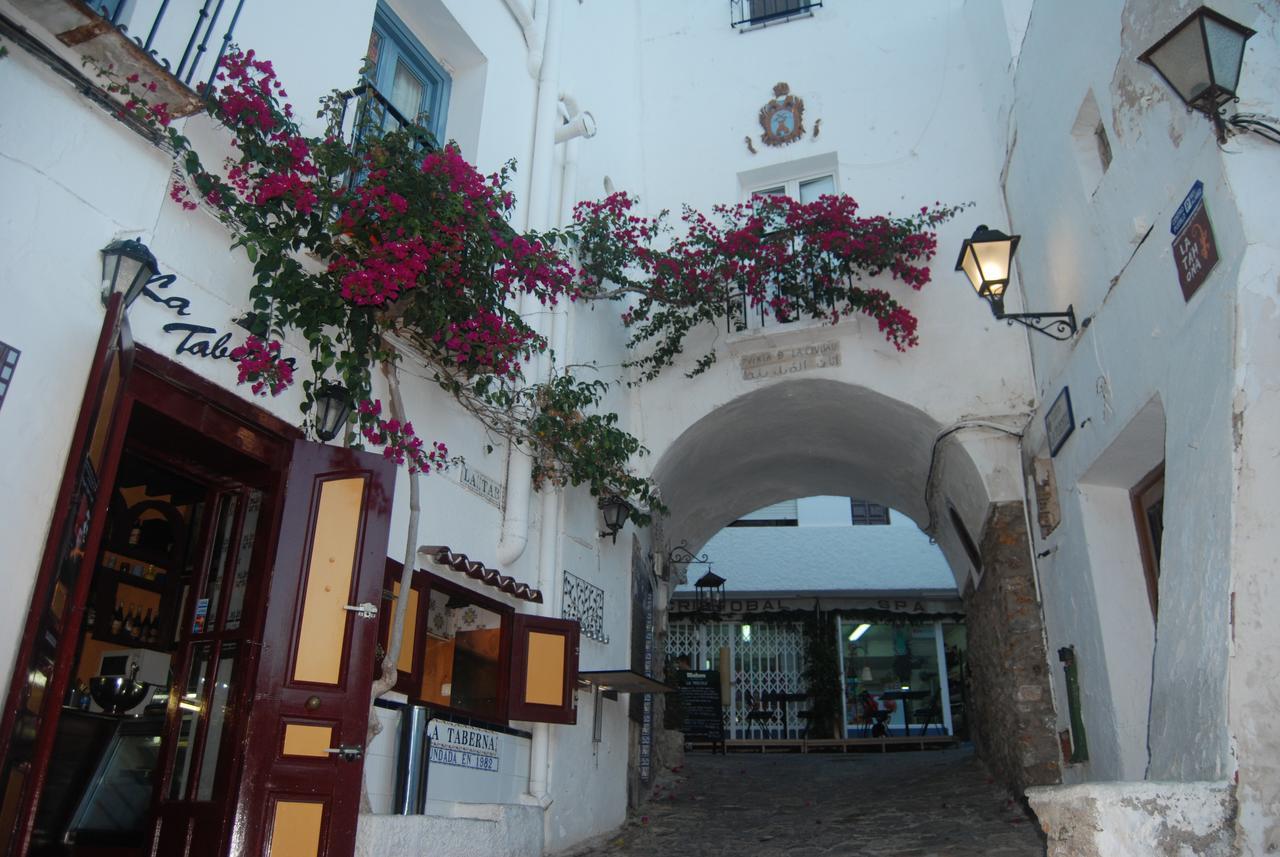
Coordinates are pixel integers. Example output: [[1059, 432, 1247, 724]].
[[29, 389, 281, 856]]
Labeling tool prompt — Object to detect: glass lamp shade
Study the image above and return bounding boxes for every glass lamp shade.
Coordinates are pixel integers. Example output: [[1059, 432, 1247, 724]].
[[694, 569, 726, 612], [598, 494, 632, 542], [955, 225, 1020, 311], [100, 238, 159, 309], [1140, 7, 1254, 114], [313, 381, 352, 442]]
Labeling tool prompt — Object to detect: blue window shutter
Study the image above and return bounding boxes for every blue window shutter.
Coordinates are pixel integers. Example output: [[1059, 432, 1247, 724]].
[[371, 2, 452, 143]]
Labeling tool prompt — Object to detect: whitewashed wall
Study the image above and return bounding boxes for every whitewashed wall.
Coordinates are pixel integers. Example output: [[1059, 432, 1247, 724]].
[[1003, 0, 1280, 851], [0, 1, 640, 854], [557, 0, 1035, 575]]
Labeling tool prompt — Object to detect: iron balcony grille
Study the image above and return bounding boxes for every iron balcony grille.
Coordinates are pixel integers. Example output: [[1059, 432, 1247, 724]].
[[85, 0, 248, 94], [337, 83, 439, 153], [730, 0, 822, 29]]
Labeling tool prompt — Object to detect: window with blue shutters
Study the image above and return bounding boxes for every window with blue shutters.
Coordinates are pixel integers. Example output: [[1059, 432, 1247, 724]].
[[366, 3, 451, 144]]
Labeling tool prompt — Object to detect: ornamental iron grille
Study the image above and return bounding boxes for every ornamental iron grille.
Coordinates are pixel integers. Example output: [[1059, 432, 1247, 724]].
[[563, 570, 608, 643], [87, 0, 248, 92], [0, 342, 19, 414], [667, 619, 807, 739], [730, 0, 822, 29]]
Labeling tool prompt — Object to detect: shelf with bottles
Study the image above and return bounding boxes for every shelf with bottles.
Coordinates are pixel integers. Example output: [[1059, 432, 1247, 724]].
[[98, 549, 169, 594]]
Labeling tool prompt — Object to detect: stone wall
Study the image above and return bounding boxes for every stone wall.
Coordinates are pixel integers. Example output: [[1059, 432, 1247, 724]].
[[1026, 781, 1236, 857], [963, 501, 1061, 792]]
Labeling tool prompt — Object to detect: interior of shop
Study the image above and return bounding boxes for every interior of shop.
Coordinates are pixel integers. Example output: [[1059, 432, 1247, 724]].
[[839, 620, 966, 740], [30, 402, 271, 857]]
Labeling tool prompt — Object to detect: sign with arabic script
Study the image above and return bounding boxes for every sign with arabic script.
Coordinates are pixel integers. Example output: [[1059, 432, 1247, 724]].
[[740, 341, 840, 381]]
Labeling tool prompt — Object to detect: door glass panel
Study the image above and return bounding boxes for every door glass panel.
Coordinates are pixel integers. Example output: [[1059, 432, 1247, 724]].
[[282, 724, 333, 758], [525, 632, 566, 706], [195, 643, 238, 800], [224, 490, 262, 630], [198, 493, 239, 634], [392, 581, 419, 674], [169, 643, 212, 799], [293, 477, 366, 685], [268, 800, 325, 857]]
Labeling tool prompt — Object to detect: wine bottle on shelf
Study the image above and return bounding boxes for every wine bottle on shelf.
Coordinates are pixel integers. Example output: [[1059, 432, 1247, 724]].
[[110, 603, 124, 636], [124, 605, 138, 640], [140, 609, 154, 644]]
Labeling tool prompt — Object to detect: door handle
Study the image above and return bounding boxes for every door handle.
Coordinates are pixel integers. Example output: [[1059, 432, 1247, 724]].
[[343, 602, 378, 619], [326, 744, 364, 761]]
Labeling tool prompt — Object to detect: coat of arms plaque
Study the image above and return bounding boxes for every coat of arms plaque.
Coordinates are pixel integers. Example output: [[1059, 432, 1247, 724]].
[[758, 82, 805, 147]]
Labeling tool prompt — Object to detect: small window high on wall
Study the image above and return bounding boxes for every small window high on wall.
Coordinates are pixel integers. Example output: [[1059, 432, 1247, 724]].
[[1131, 464, 1164, 615], [379, 562, 579, 725]]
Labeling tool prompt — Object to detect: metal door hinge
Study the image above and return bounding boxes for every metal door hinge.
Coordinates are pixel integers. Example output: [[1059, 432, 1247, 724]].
[[344, 602, 378, 619], [326, 744, 364, 761]]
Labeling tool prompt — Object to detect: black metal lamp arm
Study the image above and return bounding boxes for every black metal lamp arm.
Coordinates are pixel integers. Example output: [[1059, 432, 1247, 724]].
[[995, 305, 1078, 341]]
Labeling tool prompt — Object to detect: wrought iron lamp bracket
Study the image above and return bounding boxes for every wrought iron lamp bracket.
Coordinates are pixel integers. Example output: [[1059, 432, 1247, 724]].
[[666, 540, 711, 568], [995, 305, 1079, 341]]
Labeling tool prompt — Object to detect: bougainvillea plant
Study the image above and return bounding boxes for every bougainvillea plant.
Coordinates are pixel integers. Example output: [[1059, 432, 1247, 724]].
[[95, 49, 656, 519], [94, 48, 961, 517], [571, 191, 967, 381]]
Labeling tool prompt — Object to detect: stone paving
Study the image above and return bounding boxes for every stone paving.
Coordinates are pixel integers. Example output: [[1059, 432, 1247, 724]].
[[568, 747, 1047, 857]]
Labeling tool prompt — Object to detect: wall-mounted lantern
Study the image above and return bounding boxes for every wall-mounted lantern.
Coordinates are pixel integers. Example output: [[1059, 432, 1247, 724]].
[[693, 569, 726, 614], [1140, 8, 1279, 144], [598, 494, 632, 544], [100, 238, 159, 310], [955, 225, 1078, 341], [313, 381, 353, 442]]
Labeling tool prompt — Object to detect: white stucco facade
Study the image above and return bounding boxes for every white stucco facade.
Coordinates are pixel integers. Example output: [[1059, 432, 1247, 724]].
[[3, 0, 1280, 854]]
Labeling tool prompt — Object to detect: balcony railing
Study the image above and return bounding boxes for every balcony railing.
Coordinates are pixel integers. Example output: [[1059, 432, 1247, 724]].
[[730, 0, 822, 29], [83, 0, 247, 92], [726, 283, 838, 333], [336, 83, 439, 155], [9, 0, 248, 116]]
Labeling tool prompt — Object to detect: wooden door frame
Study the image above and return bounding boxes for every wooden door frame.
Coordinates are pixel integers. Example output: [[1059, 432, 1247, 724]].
[[0, 342, 302, 857]]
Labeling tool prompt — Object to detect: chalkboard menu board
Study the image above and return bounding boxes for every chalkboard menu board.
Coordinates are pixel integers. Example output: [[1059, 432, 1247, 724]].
[[677, 670, 725, 751]]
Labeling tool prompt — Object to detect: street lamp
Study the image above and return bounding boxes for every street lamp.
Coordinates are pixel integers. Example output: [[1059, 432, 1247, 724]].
[[693, 569, 726, 614], [100, 238, 159, 310], [1140, 8, 1278, 144], [313, 381, 352, 442], [955, 225, 1078, 341], [598, 494, 632, 544]]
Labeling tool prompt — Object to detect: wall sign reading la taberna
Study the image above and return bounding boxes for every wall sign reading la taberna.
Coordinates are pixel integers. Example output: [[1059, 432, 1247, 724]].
[[141, 273, 296, 371]]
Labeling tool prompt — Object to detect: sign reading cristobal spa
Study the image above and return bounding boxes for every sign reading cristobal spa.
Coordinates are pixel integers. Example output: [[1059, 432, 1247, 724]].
[[427, 720, 500, 772]]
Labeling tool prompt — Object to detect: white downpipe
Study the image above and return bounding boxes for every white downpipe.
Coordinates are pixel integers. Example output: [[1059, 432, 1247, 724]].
[[517, 0, 563, 812], [554, 110, 596, 144], [500, 0, 543, 79], [498, 0, 561, 569]]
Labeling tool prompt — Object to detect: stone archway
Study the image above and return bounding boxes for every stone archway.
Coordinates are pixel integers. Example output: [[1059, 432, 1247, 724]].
[[646, 377, 1061, 792]]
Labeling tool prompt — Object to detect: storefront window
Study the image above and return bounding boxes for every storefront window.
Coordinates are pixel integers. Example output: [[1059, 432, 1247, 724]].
[[839, 620, 953, 738], [419, 588, 505, 721]]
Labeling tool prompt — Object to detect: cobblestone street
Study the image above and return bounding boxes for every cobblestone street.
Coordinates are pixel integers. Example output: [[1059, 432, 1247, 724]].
[[568, 747, 1046, 857]]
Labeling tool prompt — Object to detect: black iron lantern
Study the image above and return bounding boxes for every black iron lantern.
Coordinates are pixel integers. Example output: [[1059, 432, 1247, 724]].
[[598, 494, 632, 543], [100, 238, 159, 309], [693, 569, 726, 614], [1140, 7, 1254, 118], [955, 225, 1077, 340], [955, 225, 1020, 315], [314, 381, 353, 442]]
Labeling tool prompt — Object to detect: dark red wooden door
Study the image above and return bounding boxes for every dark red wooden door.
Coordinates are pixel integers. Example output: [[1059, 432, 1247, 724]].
[[0, 295, 134, 857], [235, 440, 396, 857]]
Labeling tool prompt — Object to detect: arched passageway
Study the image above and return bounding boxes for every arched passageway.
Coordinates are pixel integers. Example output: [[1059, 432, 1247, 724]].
[[644, 378, 1062, 796]]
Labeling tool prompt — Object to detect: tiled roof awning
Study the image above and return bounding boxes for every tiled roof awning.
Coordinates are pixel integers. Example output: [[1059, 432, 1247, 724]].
[[417, 545, 543, 603]]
